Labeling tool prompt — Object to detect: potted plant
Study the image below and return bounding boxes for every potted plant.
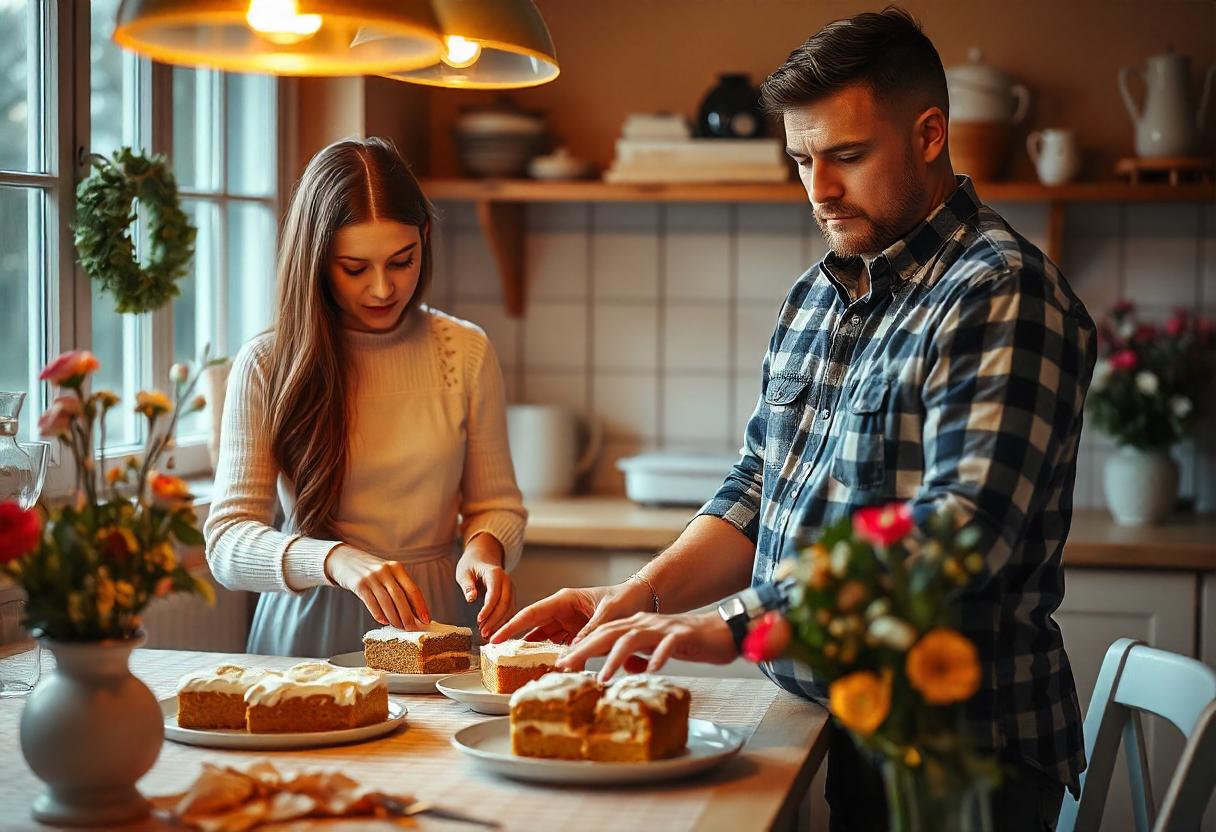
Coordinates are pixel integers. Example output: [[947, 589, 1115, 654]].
[[742, 504, 1000, 831], [1089, 301, 1215, 525], [0, 349, 220, 826]]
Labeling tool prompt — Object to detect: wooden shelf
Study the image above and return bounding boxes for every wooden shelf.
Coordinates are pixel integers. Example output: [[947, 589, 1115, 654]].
[[423, 178, 1216, 317]]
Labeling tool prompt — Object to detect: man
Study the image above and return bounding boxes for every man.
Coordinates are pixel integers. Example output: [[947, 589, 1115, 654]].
[[493, 8, 1093, 830]]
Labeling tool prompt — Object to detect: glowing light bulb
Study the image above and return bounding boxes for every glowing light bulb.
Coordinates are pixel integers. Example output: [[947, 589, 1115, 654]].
[[246, 0, 323, 45], [441, 35, 481, 68]]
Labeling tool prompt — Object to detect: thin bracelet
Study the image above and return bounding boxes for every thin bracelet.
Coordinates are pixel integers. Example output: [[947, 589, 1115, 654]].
[[629, 572, 660, 613]]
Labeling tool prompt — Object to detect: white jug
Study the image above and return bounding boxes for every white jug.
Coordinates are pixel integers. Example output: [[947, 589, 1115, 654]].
[[507, 404, 601, 499], [1119, 49, 1216, 158], [1026, 129, 1081, 186]]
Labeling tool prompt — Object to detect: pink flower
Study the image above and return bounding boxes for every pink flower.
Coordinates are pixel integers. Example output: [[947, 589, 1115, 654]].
[[39, 350, 100, 386], [37, 395, 83, 438], [853, 503, 915, 547], [1109, 349, 1138, 372], [0, 502, 41, 563], [1165, 310, 1190, 337], [1111, 299, 1135, 317], [742, 611, 791, 663]]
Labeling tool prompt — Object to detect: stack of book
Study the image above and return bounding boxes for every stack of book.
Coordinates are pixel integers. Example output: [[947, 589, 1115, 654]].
[[604, 114, 789, 184]]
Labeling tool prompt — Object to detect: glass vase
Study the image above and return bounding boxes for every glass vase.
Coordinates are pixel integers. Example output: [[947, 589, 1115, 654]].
[[883, 762, 993, 832], [0, 391, 49, 508]]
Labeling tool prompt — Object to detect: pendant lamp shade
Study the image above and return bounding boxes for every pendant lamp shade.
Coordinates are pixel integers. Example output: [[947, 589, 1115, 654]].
[[385, 0, 558, 89], [112, 0, 445, 76]]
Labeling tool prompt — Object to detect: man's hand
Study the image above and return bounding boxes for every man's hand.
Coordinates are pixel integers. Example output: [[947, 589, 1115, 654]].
[[490, 579, 654, 645], [455, 534, 514, 639], [556, 611, 738, 682]]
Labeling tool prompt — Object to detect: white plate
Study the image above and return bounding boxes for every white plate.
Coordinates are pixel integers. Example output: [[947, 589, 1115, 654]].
[[328, 651, 473, 694], [451, 717, 746, 785], [162, 697, 407, 750], [435, 671, 510, 715]]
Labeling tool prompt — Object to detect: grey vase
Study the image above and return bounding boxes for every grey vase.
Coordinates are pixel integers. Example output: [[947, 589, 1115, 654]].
[[19, 632, 163, 825]]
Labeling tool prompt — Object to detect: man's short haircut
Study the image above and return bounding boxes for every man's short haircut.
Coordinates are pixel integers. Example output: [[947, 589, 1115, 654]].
[[760, 6, 948, 119]]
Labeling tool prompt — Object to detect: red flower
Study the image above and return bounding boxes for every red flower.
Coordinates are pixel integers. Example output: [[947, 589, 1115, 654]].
[[1111, 299, 1135, 316], [1165, 310, 1190, 337], [39, 350, 100, 386], [1109, 349, 1138, 372], [853, 503, 915, 547], [1132, 323, 1157, 342], [0, 502, 41, 563], [742, 611, 791, 662]]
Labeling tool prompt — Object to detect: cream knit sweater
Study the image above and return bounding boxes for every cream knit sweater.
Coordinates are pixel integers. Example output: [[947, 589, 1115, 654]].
[[204, 306, 527, 594]]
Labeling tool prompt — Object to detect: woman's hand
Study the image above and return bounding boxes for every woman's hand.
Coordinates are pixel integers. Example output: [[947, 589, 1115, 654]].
[[556, 611, 737, 682], [490, 578, 655, 645], [324, 545, 431, 629], [456, 534, 515, 639]]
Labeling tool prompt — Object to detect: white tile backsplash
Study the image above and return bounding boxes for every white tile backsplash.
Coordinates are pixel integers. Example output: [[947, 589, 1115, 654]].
[[448, 227, 501, 300], [662, 374, 732, 448], [593, 304, 659, 371], [523, 301, 588, 370], [736, 230, 808, 303], [735, 303, 777, 373], [592, 228, 660, 301], [522, 369, 588, 414], [1123, 204, 1201, 307], [665, 227, 731, 302], [663, 303, 731, 372], [527, 229, 589, 301], [594, 372, 659, 440]]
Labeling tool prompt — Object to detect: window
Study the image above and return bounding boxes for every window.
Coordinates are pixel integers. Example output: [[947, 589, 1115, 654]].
[[1, 1, 282, 488]]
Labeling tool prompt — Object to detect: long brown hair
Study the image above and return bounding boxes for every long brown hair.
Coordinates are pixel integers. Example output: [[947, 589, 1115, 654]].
[[266, 137, 434, 536]]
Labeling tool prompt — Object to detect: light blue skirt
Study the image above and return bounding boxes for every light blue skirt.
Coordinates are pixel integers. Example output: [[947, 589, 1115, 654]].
[[247, 544, 480, 658]]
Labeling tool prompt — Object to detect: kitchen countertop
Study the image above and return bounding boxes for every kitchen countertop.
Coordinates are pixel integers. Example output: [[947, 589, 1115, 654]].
[[524, 497, 1216, 571]]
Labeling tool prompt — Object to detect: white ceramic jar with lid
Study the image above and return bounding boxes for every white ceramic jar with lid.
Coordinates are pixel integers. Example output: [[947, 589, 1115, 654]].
[[946, 48, 1031, 124]]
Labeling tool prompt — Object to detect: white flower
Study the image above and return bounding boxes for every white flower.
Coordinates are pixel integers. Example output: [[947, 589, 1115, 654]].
[[1091, 359, 1112, 390], [868, 616, 918, 651], [1118, 320, 1136, 340], [1170, 395, 1193, 419], [169, 362, 189, 384], [1135, 371, 1159, 396]]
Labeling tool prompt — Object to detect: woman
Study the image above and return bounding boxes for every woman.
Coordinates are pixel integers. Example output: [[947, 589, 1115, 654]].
[[204, 137, 526, 657]]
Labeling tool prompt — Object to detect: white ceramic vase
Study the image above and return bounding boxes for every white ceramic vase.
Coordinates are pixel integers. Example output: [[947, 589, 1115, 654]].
[[1102, 446, 1178, 526], [19, 632, 163, 825]]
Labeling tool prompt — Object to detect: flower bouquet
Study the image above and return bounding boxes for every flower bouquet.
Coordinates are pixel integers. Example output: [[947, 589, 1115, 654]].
[[1088, 302, 1215, 524], [743, 503, 1000, 831], [2, 348, 226, 825]]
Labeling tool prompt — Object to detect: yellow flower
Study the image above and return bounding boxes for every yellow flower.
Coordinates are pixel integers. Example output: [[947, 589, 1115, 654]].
[[830, 670, 892, 735], [906, 628, 982, 705], [106, 467, 124, 485], [194, 576, 216, 606], [903, 746, 922, 768], [93, 389, 120, 408], [95, 575, 116, 623], [148, 542, 177, 571], [68, 592, 85, 625], [134, 390, 173, 417], [114, 580, 136, 609]]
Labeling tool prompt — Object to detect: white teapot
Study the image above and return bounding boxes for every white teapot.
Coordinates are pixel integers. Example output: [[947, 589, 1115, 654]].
[[946, 48, 1031, 124], [1119, 49, 1216, 158]]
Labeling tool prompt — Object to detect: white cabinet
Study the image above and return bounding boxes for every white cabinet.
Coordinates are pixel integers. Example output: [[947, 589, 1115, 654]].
[[1056, 569, 1203, 832]]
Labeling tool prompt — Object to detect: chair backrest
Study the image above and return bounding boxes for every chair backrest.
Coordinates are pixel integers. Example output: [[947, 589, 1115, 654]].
[[1155, 700, 1216, 832], [1059, 638, 1216, 832]]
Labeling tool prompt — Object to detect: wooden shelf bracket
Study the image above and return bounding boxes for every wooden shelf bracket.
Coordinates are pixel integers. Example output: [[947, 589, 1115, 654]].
[[474, 200, 526, 317]]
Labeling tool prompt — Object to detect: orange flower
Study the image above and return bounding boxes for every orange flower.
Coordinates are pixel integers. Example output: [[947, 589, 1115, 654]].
[[150, 472, 192, 508], [134, 390, 173, 418], [829, 670, 892, 735], [906, 628, 981, 705]]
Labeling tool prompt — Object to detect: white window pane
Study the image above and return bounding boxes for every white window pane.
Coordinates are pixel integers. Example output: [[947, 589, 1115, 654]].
[[225, 73, 275, 197], [89, 0, 129, 159], [173, 67, 220, 192], [0, 0, 44, 173], [0, 186, 43, 437], [225, 202, 276, 356], [91, 288, 143, 449], [174, 199, 219, 439]]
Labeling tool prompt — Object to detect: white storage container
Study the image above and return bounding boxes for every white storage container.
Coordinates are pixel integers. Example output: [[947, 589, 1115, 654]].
[[616, 451, 739, 507]]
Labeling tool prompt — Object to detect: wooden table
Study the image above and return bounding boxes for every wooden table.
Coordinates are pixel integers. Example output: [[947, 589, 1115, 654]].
[[0, 649, 830, 831]]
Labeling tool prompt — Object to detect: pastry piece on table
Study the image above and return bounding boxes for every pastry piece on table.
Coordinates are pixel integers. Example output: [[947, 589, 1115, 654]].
[[479, 638, 563, 694], [244, 662, 388, 733], [509, 672, 603, 760], [363, 622, 472, 674], [585, 675, 690, 762], [176, 665, 279, 730]]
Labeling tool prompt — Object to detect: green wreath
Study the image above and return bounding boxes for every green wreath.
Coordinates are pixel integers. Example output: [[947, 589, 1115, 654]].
[[74, 147, 197, 315]]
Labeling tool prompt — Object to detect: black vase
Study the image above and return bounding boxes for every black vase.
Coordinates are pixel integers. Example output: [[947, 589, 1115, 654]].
[[696, 73, 765, 139]]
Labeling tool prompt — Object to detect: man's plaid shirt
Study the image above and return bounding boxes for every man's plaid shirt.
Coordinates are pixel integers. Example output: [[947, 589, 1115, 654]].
[[701, 176, 1093, 793]]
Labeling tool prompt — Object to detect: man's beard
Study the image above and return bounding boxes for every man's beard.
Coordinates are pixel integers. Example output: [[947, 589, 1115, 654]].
[[814, 157, 928, 258]]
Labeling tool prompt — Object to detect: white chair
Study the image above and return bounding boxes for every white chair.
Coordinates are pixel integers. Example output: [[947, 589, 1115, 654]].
[[1059, 638, 1216, 832]]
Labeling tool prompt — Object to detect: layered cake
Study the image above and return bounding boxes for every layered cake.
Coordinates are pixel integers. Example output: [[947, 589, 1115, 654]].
[[363, 622, 472, 674], [244, 662, 388, 733], [176, 664, 279, 729], [585, 675, 691, 762], [509, 673, 603, 760], [480, 639, 564, 694]]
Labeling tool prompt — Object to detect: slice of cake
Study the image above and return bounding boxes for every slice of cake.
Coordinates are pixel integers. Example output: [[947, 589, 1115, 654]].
[[177, 664, 278, 730], [245, 662, 388, 733], [480, 639, 563, 694], [509, 672, 603, 760], [585, 675, 690, 762], [363, 622, 472, 675]]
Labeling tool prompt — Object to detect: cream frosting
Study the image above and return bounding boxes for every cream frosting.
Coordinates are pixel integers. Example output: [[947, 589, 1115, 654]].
[[480, 639, 563, 668], [244, 661, 385, 707], [363, 622, 472, 644], [511, 719, 583, 738], [601, 675, 688, 714], [178, 664, 278, 695], [509, 672, 600, 707]]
